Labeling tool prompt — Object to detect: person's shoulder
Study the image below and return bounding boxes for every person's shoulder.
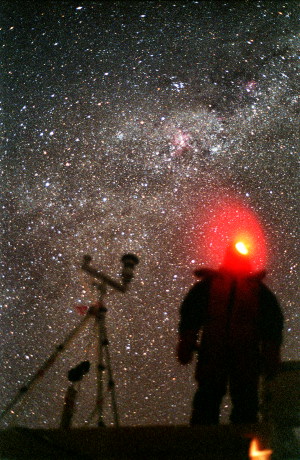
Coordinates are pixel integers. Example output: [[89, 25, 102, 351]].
[[248, 270, 267, 282], [193, 268, 218, 279], [190, 268, 218, 292]]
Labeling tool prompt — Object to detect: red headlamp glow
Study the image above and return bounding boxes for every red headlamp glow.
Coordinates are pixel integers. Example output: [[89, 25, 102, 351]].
[[189, 196, 267, 271]]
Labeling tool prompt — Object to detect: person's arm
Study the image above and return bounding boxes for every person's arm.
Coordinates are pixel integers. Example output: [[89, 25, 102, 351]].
[[259, 284, 284, 378], [177, 279, 209, 364]]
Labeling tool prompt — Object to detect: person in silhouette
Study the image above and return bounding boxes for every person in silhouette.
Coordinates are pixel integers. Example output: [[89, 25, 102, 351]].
[[177, 242, 283, 425]]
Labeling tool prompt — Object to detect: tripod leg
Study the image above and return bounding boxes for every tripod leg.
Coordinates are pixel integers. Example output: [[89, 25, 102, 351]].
[[98, 311, 119, 427], [97, 313, 105, 427], [96, 307, 119, 427], [0, 313, 92, 423], [103, 339, 119, 427]]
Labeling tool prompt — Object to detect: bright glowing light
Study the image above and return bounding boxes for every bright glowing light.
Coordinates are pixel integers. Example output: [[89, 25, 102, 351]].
[[249, 438, 272, 459], [188, 195, 268, 271], [235, 241, 249, 255]]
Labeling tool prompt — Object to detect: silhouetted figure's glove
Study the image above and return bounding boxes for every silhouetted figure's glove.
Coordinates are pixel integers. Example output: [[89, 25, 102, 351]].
[[176, 330, 197, 364]]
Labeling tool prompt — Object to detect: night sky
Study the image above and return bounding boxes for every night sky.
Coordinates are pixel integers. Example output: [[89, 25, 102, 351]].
[[1, 1, 299, 428]]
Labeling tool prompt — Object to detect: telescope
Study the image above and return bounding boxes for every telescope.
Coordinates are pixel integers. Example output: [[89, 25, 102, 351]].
[[81, 253, 139, 292], [80, 252, 139, 426]]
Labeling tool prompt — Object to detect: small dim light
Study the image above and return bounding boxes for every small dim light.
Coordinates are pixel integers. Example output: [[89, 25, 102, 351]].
[[249, 438, 272, 460], [235, 241, 249, 255]]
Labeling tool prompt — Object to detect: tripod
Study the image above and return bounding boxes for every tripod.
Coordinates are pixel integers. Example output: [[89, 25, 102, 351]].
[[60, 282, 119, 428], [0, 253, 139, 428]]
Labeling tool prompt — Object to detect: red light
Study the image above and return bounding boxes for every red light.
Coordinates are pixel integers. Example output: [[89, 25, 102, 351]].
[[189, 197, 267, 271]]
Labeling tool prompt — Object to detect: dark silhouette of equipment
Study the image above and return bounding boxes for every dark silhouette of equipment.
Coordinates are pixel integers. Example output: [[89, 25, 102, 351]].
[[0, 253, 139, 428], [68, 360, 91, 383], [60, 361, 91, 429]]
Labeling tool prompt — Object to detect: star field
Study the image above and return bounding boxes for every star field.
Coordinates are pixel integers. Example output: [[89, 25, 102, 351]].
[[1, 1, 299, 428]]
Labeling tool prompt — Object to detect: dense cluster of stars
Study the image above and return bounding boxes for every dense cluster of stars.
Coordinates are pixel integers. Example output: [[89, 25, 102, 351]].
[[1, 1, 299, 428]]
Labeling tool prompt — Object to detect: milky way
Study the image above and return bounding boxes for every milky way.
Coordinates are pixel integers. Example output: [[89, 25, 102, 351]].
[[1, 1, 299, 428]]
